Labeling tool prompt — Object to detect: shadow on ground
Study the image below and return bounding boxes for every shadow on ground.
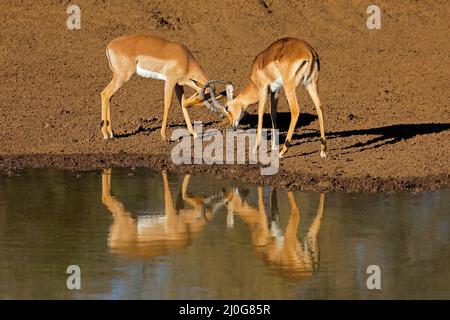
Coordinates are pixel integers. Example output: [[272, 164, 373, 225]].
[[240, 112, 317, 131], [289, 122, 450, 156], [114, 120, 217, 139], [239, 112, 450, 154], [113, 109, 450, 157]]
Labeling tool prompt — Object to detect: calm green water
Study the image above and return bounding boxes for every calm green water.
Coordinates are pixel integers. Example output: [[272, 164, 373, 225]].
[[0, 168, 449, 299]]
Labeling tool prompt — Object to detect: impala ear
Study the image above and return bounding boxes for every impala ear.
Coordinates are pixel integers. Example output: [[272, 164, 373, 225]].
[[226, 84, 234, 100]]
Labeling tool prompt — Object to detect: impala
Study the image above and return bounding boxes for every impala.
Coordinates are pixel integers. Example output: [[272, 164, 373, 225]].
[[101, 169, 220, 260], [101, 33, 232, 141], [204, 37, 326, 158], [219, 188, 325, 279]]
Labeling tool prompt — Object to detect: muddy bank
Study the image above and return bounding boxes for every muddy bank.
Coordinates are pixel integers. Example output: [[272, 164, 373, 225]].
[[1, 153, 448, 193], [0, 1, 449, 193]]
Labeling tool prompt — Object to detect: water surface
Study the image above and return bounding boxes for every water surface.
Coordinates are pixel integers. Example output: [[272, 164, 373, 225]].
[[0, 168, 449, 299]]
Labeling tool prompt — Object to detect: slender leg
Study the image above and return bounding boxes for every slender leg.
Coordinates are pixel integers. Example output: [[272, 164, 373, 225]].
[[162, 171, 177, 225], [270, 90, 280, 150], [306, 81, 327, 158], [256, 187, 270, 239], [106, 101, 113, 138], [181, 175, 205, 219], [100, 72, 132, 139], [279, 80, 300, 158], [253, 86, 268, 154], [100, 80, 114, 139], [181, 174, 191, 199], [107, 168, 111, 191], [306, 192, 325, 268], [277, 192, 302, 265], [161, 81, 176, 141], [307, 193, 325, 242], [101, 168, 111, 202], [175, 85, 198, 139], [285, 192, 300, 238]]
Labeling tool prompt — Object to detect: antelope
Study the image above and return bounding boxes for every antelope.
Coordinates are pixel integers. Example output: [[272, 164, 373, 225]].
[[219, 188, 325, 280], [101, 169, 220, 260], [203, 37, 326, 158], [100, 33, 233, 141]]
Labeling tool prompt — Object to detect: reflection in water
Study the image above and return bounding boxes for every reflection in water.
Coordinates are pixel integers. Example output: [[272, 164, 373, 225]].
[[0, 168, 449, 299], [102, 169, 219, 260], [102, 169, 324, 280], [219, 188, 324, 280]]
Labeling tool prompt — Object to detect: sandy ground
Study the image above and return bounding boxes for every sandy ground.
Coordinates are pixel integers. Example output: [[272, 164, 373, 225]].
[[0, 0, 449, 192]]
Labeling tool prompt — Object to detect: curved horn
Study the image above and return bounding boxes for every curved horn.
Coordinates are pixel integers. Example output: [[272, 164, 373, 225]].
[[197, 87, 215, 113], [226, 84, 234, 100], [202, 99, 215, 113], [201, 80, 232, 114]]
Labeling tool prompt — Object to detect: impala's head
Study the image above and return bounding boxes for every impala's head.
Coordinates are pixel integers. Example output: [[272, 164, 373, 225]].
[[202, 81, 247, 129], [224, 99, 246, 129]]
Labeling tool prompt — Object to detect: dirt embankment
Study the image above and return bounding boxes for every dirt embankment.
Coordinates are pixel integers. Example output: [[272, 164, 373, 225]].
[[0, 1, 449, 192]]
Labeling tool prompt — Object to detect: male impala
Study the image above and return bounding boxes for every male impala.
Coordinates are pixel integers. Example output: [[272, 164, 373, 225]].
[[219, 188, 325, 279], [204, 37, 326, 158], [101, 33, 232, 140], [101, 169, 219, 260]]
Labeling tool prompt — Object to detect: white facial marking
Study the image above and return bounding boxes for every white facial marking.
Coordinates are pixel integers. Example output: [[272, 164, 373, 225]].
[[136, 64, 166, 81], [269, 77, 283, 92]]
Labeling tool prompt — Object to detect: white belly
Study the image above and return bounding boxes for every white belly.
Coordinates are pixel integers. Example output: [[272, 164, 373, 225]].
[[270, 221, 285, 246], [269, 77, 283, 92], [136, 64, 166, 81], [137, 215, 167, 235]]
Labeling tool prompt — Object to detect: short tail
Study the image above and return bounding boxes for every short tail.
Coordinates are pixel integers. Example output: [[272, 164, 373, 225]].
[[105, 47, 115, 73], [302, 54, 320, 87]]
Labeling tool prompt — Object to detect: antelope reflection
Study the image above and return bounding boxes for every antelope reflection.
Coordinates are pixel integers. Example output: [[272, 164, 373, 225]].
[[101, 169, 217, 260], [221, 188, 325, 280]]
